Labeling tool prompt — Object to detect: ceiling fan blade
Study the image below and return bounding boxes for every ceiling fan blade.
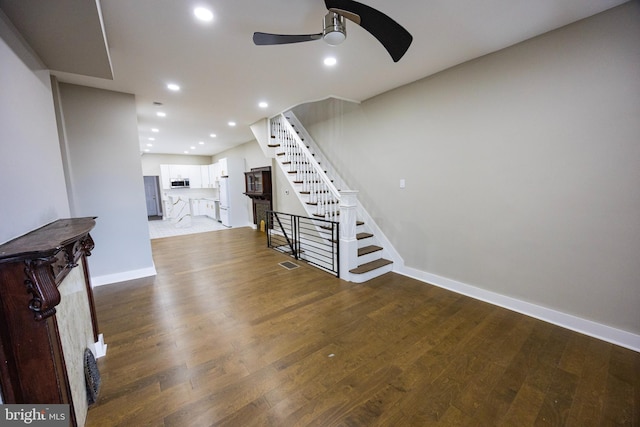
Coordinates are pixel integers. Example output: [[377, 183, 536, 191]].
[[253, 32, 323, 45], [325, 0, 412, 62]]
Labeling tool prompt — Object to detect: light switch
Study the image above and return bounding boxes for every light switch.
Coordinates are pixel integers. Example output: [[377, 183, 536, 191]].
[[400, 179, 406, 189]]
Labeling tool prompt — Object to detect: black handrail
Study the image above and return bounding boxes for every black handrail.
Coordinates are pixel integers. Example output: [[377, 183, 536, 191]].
[[266, 211, 339, 277]]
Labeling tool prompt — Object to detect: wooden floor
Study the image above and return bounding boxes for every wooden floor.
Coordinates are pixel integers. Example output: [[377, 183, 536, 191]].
[[85, 227, 639, 426]]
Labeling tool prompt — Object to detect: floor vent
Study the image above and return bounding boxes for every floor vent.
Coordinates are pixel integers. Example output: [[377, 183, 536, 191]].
[[279, 261, 299, 270], [84, 348, 101, 405]]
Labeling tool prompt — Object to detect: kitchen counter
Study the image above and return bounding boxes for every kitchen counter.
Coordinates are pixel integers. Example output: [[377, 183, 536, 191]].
[[167, 195, 191, 227], [188, 198, 219, 221]]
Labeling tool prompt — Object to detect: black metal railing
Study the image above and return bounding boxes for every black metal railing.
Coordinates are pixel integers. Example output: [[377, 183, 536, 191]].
[[266, 211, 339, 277]]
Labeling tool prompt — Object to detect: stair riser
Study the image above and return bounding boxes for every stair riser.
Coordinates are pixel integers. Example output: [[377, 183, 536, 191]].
[[350, 264, 394, 283], [358, 251, 384, 265], [357, 237, 374, 249]]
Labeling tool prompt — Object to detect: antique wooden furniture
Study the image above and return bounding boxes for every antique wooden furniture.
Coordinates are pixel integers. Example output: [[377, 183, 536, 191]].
[[0, 217, 100, 426], [244, 166, 273, 227]]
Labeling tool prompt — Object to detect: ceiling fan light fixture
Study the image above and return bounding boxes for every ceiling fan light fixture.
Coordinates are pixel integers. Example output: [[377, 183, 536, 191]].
[[322, 12, 346, 46]]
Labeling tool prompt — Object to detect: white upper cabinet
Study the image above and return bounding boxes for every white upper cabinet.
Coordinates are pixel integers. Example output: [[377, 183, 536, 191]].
[[160, 165, 171, 189], [201, 165, 211, 188], [210, 162, 221, 185], [169, 164, 191, 180], [187, 165, 202, 188], [218, 158, 228, 177]]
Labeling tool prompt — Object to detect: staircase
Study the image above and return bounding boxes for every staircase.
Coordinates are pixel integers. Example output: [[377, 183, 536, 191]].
[[267, 113, 394, 283]]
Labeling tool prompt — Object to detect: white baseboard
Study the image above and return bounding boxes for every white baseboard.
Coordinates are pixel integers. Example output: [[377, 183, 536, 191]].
[[91, 265, 157, 287], [399, 266, 640, 353]]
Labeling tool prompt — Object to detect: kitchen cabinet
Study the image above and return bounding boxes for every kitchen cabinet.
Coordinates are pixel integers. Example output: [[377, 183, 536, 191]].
[[209, 163, 219, 188], [201, 165, 211, 188], [218, 158, 228, 177], [189, 199, 217, 219], [188, 165, 202, 188], [190, 199, 201, 216], [203, 199, 216, 219], [160, 164, 207, 189], [169, 164, 191, 180], [160, 165, 171, 189]]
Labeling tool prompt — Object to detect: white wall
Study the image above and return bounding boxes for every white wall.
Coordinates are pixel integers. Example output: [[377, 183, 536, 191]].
[[56, 83, 155, 285], [140, 153, 213, 176], [212, 139, 280, 226], [0, 11, 70, 244], [297, 2, 640, 340]]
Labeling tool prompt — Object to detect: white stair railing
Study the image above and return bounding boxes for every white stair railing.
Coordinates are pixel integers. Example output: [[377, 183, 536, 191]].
[[270, 114, 341, 222]]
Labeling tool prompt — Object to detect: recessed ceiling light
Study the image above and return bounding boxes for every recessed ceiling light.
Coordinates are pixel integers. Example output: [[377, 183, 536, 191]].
[[147, 143, 153, 147], [151, 128, 159, 132], [148, 137, 155, 141], [167, 83, 180, 91], [156, 112, 166, 117], [209, 133, 217, 138], [144, 149, 150, 152], [228, 121, 236, 127], [184, 150, 189, 154], [194, 7, 213, 22], [258, 101, 268, 108], [190, 146, 196, 150], [324, 57, 337, 66], [199, 141, 205, 145]]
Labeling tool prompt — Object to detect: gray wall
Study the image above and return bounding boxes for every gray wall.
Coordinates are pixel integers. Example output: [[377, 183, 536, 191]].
[[0, 11, 70, 244], [297, 2, 640, 336], [56, 83, 155, 283]]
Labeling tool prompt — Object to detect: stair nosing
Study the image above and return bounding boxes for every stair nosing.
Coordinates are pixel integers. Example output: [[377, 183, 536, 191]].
[[349, 258, 393, 274], [358, 245, 383, 257]]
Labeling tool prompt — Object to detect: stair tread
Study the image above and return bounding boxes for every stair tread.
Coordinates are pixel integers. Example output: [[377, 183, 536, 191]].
[[357, 220, 364, 226], [358, 245, 383, 256], [356, 232, 374, 240], [350, 258, 393, 274]]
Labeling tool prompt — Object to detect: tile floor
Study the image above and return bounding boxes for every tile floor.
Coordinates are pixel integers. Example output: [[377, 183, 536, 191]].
[[148, 216, 227, 239]]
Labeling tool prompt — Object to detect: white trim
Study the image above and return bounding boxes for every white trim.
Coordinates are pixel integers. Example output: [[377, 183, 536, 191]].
[[92, 333, 107, 359], [399, 266, 640, 353], [274, 95, 361, 119], [91, 265, 157, 287]]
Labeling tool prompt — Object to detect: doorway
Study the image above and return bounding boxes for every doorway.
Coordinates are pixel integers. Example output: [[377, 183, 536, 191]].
[[143, 176, 162, 218]]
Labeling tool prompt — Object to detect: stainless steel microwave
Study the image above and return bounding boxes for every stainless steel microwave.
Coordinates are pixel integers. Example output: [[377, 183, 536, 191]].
[[170, 179, 190, 188]]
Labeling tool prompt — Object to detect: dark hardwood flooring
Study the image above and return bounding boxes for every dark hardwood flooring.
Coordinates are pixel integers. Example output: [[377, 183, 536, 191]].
[[85, 227, 639, 426]]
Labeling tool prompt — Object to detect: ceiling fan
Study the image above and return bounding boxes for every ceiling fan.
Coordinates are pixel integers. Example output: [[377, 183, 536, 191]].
[[252, 0, 413, 62]]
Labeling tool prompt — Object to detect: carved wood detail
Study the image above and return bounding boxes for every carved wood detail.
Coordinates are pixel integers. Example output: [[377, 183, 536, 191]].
[[24, 256, 61, 321], [81, 233, 95, 256]]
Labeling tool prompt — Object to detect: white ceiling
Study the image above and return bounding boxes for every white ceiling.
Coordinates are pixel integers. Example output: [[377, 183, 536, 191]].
[[1, 0, 628, 156]]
